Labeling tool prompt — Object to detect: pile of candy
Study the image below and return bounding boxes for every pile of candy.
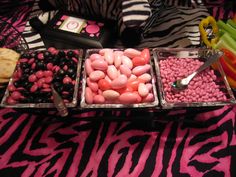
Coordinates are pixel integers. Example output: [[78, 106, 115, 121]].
[[159, 57, 227, 103], [5, 48, 80, 104], [84, 48, 155, 104]]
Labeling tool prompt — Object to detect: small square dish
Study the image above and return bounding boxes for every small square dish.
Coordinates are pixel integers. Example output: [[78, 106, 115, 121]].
[[0, 48, 83, 108], [80, 48, 159, 108], [153, 48, 236, 108]]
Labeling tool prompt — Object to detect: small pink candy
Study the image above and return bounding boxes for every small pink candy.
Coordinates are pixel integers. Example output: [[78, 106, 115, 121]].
[[63, 65, 68, 71], [42, 83, 50, 88], [54, 66, 60, 72], [30, 84, 38, 92], [63, 76, 72, 84], [11, 91, 22, 100], [37, 78, 45, 88], [28, 74, 37, 82], [62, 91, 70, 95], [45, 76, 53, 83], [41, 88, 51, 92], [47, 63, 54, 70], [36, 70, 44, 78], [20, 58, 28, 63], [72, 57, 78, 63], [48, 47, 58, 55], [16, 87, 25, 91], [93, 95, 105, 104], [28, 58, 35, 64], [7, 97, 17, 105], [8, 84, 16, 92], [37, 53, 44, 60], [44, 70, 53, 77], [31, 63, 36, 69]]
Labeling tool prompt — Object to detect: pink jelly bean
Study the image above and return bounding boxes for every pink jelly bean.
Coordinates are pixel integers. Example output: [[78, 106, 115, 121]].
[[133, 91, 142, 103], [62, 91, 70, 95], [20, 58, 28, 63], [90, 53, 104, 61], [128, 74, 137, 82], [107, 65, 118, 80], [11, 91, 22, 100], [72, 57, 78, 63], [89, 70, 105, 81], [36, 70, 44, 78], [87, 78, 98, 92], [8, 84, 16, 92], [41, 88, 51, 92], [142, 93, 154, 102], [63, 65, 68, 71], [30, 84, 38, 92], [91, 59, 108, 71], [45, 76, 53, 83], [37, 78, 45, 88], [119, 64, 131, 78], [48, 47, 58, 55], [99, 49, 110, 55], [138, 73, 151, 83], [145, 83, 153, 92], [42, 83, 50, 89], [44, 70, 53, 77], [138, 83, 149, 97], [28, 74, 37, 82], [63, 76, 72, 84], [7, 97, 17, 105], [103, 90, 120, 100], [85, 59, 94, 75], [140, 48, 150, 63], [104, 49, 114, 65], [132, 64, 151, 76], [37, 53, 44, 60], [85, 87, 93, 104], [111, 75, 128, 89], [28, 58, 35, 64], [31, 63, 36, 69], [93, 95, 105, 104], [122, 55, 133, 69], [114, 51, 123, 68], [47, 63, 54, 70], [119, 92, 138, 104], [123, 48, 141, 58], [104, 75, 112, 84]]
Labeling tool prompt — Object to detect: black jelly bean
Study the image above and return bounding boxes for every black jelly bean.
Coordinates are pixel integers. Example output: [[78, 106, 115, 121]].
[[66, 68, 75, 77], [58, 50, 66, 57], [21, 53, 31, 59], [43, 51, 52, 58], [66, 50, 75, 57]]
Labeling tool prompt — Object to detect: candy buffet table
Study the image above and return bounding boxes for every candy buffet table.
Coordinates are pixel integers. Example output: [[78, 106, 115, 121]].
[[0, 0, 235, 177]]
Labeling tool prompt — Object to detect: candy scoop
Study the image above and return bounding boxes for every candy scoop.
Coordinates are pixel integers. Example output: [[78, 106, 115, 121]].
[[171, 51, 223, 91]]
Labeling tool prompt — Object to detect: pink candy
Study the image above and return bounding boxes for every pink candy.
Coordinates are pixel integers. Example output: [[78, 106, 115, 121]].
[[84, 48, 154, 104], [160, 57, 227, 103]]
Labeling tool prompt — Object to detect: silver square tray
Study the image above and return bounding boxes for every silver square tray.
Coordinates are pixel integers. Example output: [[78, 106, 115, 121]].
[[0, 49, 83, 108], [153, 48, 236, 108], [80, 48, 159, 109]]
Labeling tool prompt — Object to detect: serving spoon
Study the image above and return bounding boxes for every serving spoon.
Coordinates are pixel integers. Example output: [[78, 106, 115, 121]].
[[171, 51, 223, 91]]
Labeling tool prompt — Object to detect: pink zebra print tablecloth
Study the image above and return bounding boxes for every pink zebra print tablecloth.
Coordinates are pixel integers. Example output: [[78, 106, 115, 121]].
[[0, 0, 235, 177]]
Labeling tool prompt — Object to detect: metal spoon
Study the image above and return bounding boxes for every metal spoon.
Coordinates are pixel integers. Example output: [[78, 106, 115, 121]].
[[171, 51, 223, 91]]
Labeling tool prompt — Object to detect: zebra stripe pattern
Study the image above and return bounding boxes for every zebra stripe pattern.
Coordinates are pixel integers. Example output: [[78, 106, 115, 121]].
[[0, 0, 236, 176]]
